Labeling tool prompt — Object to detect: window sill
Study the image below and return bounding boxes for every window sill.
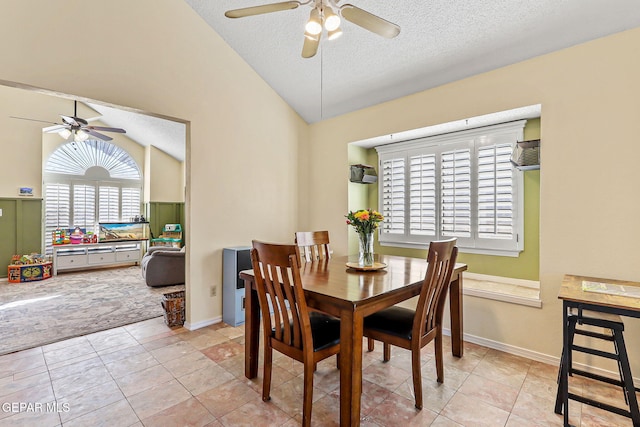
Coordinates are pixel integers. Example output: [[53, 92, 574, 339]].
[[463, 272, 542, 308], [379, 241, 522, 257]]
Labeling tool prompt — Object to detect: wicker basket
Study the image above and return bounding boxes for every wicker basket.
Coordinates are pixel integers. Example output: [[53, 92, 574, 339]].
[[161, 291, 185, 327]]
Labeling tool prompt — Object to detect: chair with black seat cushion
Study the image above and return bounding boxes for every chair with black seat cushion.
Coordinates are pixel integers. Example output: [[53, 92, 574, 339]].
[[294, 230, 331, 262], [251, 240, 340, 427], [364, 238, 458, 410]]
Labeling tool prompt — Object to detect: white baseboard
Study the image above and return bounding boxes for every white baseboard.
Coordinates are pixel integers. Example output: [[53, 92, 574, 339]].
[[184, 315, 222, 331], [443, 327, 640, 384]]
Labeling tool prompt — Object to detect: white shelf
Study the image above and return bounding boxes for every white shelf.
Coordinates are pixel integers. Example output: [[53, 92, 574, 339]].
[[52, 241, 143, 275]]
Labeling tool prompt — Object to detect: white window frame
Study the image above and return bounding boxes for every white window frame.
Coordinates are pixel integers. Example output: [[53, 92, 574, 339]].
[[43, 140, 142, 253], [376, 121, 526, 257]]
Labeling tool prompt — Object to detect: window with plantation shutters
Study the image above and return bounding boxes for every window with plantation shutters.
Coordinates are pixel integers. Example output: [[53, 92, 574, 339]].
[[441, 148, 471, 238], [376, 121, 525, 256], [99, 186, 120, 222], [73, 185, 96, 231], [380, 157, 405, 236], [121, 188, 141, 221], [43, 139, 143, 254], [409, 153, 436, 237], [44, 183, 70, 250]]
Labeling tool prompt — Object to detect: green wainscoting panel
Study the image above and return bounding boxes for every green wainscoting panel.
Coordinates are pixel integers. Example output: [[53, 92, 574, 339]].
[[145, 202, 185, 243], [0, 198, 43, 278]]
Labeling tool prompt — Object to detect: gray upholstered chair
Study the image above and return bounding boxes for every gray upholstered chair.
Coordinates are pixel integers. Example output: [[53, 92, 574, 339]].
[[141, 246, 185, 287]]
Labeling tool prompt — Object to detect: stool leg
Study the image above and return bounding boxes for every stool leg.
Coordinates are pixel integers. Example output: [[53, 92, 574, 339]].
[[613, 331, 640, 426], [555, 346, 566, 414]]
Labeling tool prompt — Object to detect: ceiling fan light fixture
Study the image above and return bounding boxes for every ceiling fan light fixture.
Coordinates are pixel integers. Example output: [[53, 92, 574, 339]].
[[305, 8, 322, 35], [323, 6, 340, 31], [327, 27, 343, 40], [58, 128, 72, 139], [304, 29, 320, 41], [74, 129, 89, 142]]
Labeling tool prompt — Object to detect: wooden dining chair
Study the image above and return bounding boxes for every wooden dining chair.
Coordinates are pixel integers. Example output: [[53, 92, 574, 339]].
[[294, 230, 331, 262], [364, 238, 458, 410], [251, 240, 341, 427]]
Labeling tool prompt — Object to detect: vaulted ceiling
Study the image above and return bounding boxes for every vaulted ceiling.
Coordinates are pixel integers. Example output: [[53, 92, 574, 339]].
[[186, 0, 640, 123]]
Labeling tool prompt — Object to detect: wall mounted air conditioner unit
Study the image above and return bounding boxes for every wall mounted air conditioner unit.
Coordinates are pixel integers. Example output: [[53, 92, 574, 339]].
[[511, 139, 540, 171], [349, 164, 377, 184]]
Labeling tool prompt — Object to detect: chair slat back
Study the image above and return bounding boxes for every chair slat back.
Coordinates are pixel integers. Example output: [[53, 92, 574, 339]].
[[251, 241, 311, 351], [413, 238, 458, 335], [295, 231, 331, 262]]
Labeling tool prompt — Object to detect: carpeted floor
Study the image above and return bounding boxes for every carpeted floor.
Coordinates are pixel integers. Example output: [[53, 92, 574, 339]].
[[0, 265, 185, 356]]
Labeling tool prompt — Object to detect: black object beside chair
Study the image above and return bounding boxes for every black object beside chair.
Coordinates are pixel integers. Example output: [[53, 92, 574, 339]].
[[554, 309, 640, 426]]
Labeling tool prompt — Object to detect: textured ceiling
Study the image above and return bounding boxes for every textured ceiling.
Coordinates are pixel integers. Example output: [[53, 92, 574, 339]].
[[87, 103, 186, 162], [185, 0, 640, 123]]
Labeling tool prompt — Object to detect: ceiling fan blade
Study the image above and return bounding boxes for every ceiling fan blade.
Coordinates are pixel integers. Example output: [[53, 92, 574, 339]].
[[302, 34, 320, 58], [44, 125, 69, 133], [340, 4, 400, 39], [9, 116, 59, 126], [225, 1, 300, 18], [85, 129, 113, 141], [86, 125, 126, 134]]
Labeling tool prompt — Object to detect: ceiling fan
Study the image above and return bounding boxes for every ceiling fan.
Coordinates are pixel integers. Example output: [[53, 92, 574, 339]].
[[10, 100, 126, 142], [224, 0, 400, 58]]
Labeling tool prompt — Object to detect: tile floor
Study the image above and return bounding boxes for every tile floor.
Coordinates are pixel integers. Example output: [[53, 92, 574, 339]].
[[0, 317, 633, 426]]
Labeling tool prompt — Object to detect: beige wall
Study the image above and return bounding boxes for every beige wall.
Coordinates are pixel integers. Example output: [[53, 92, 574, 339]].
[[0, 0, 308, 327], [305, 28, 640, 372], [146, 146, 185, 203]]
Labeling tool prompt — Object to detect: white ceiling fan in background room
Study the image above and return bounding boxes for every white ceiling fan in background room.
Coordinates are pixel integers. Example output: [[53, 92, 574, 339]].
[[11, 101, 126, 143], [225, 0, 400, 58]]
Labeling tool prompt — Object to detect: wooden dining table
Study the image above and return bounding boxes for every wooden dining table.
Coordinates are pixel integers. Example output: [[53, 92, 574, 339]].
[[240, 254, 468, 426]]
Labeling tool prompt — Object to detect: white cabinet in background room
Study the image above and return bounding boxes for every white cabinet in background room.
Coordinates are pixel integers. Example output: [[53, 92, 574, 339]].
[[52, 241, 143, 275]]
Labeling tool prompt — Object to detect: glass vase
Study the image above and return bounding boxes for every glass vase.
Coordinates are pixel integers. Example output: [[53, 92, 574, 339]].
[[358, 231, 374, 267]]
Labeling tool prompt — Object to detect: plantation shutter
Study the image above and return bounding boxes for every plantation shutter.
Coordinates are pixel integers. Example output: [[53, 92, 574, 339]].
[[99, 186, 120, 222], [73, 184, 96, 232], [44, 183, 70, 252], [478, 143, 514, 240], [409, 153, 436, 237], [121, 187, 141, 221], [380, 156, 406, 238], [441, 148, 471, 237]]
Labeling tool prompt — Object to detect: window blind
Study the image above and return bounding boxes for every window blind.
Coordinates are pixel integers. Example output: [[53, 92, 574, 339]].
[[409, 153, 436, 236], [99, 186, 120, 222], [380, 157, 406, 235]]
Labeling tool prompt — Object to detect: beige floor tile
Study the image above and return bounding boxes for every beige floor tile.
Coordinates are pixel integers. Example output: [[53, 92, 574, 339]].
[[85, 328, 138, 353], [51, 365, 113, 399], [114, 364, 175, 397], [48, 356, 104, 381], [219, 399, 291, 427], [202, 341, 244, 363], [43, 340, 96, 366], [162, 351, 217, 378], [471, 356, 528, 389], [150, 340, 198, 364], [141, 397, 216, 427], [97, 343, 148, 365], [62, 399, 139, 427], [0, 352, 46, 378], [0, 371, 53, 398], [58, 379, 124, 423], [196, 378, 260, 418], [430, 415, 464, 426], [177, 363, 235, 396], [127, 379, 191, 420], [104, 351, 159, 379], [362, 361, 411, 392], [268, 375, 326, 419], [441, 393, 510, 427], [365, 392, 439, 427], [457, 373, 520, 412], [511, 390, 574, 427]]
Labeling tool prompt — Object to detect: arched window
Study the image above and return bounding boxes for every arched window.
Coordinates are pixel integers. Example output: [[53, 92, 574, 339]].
[[43, 140, 143, 252]]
